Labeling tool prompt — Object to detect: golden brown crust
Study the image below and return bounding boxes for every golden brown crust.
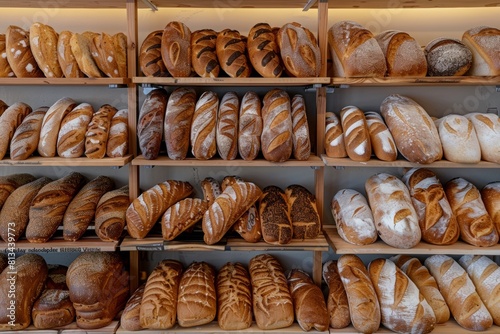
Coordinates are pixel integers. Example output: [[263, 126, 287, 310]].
[[140, 30, 169, 77], [323, 261, 350, 329], [259, 185, 292, 245], [191, 29, 220, 78], [248, 23, 283, 78], [216, 29, 252, 78], [161, 21, 192, 77]]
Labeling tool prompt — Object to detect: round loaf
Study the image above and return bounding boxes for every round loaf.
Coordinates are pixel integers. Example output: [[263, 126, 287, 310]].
[[216, 29, 252, 78], [217, 91, 239, 160], [57, 31, 84, 78], [32, 289, 75, 329], [6, 25, 44, 77], [325, 112, 347, 158], [191, 91, 218, 160], [161, 21, 192, 77], [291, 94, 311, 161], [322, 261, 350, 329], [425, 38, 472, 76], [364, 111, 397, 162], [0, 102, 32, 160], [340, 106, 371, 161], [436, 114, 481, 163], [462, 26, 500, 76], [140, 30, 169, 77], [138, 88, 168, 160], [482, 181, 500, 236], [466, 113, 500, 164], [191, 29, 220, 78], [29, 22, 63, 78], [247, 23, 283, 78], [238, 91, 262, 161], [57, 103, 93, 158], [10, 106, 47, 160], [0, 34, 14, 77]]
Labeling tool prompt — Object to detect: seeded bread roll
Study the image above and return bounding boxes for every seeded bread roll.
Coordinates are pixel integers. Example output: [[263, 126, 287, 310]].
[[325, 112, 347, 158], [0, 34, 14, 77], [29, 22, 63, 78], [10, 106, 46, 160], [364, 111, 398, 162], [120, 284, 145, 331], [191, 91, 218, 160], [462, 26, 500, 76], [260, 185, 293, 245], [140, 30, 169, 77], [340, 106, 371, 162], [70, 31, 102, 77], [57, 103, 93, 158], [238, 91, 262, 161], [0, 173, 36, 210], [6, 25, 44, 77], [57, 31, 84, 78], [285, 184, 320, 239], [191, 29, 220, 78], [161, 21, 192, 77], [425, 38, 472, 76], [248, 22, 283, 78], [138, 88, 168, 160], [95, 185, 129, 241], [322, 260, 350, 329], [216, 29, 252, 78], [161, 198, 208, 240], [32, 289, 75, 329], [0, 102, 32, 160], [217, 91, 239, 160]]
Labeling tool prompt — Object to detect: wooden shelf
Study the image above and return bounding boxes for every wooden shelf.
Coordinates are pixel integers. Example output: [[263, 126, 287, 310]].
[[140, 0, 319, 8], [331, 322, 500, 333], [0, 77, 130, 86], [133, 76, 329, 87], [120, 236, 226, 251], [0, 328, 56, 334], [133, 155, 323, 167], [58, 321, 119, 334], [331, 76, 500, 87], [0, 236, 119, 253], [324, 226, 500, 256], [227, 233, 329, 251], [327, 0, 500, 8], [0, 155, 133, 167]]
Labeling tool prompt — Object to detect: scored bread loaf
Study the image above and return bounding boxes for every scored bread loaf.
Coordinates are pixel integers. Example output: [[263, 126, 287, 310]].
[[233, 204, 262, 243], [462, 26, 500, 76], [425, 38, 472, 76], [220, 175, 244, 191], [6, 25, 44, 77], [322, 260, 350, 329], [238, 91, 262, 160], [140, 30, 169, 77], [120, 284, 145, 331], [10, 106, 47, 160], [200, 177, 221, 206], [164, 87, 196, 160], [368, 258, 436, 334], [291, 94, 311, 161], [90, 32, 127, 78], [138, 88, 168, 160], [0, 173, 36, 210], [70, 32, 102, 77], [31, 289, 75, 329], [217, 91, 239, 160], [285, 184, 320, 239], [403, 168, 460, 245], [85, 104, 117, 159], [325, 112, 347, 158], [191, 29, 220, 78], [95, 185, 129, 241], [57, 103, 93, 158], [217, 262, 252, 330], [216, 29, 252, 78], [161, 21, 192, 77], [331, 189, 377, 245], [425, 254, 493, 331], [106, 108, 128, 157], [364, 111, 398, 162], [57, 31, 84, 78], [126, 180, 193, 239], [436, 114, 481, 163], [0, 34, 14, 77], [26, 172, 87, 243], [0, 102, 32, 160], [337, 254, 381, 334], [466, 113, 500, 164], [161, 198, 208, 240], [177, 262, 217, 327], [340, 106, 371, 162], [190, 91, 218, 160], [249, 254, 294, 330], [140, 259, 183, 329], [29, 22, 63, 78], [482, 182, 500, 235], [247, 22, 283, 78], [260, 185, 293, 244]]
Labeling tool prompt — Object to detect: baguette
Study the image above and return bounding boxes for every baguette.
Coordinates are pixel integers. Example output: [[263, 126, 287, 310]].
[[95, 185, 129, 241], [138, 88, 168, 160], [106, 108, 128, 157], [364, 111, 397, 162], [325, 112, 347, 157], [340, 106, 371, 162], [0, 102, 32, 160], [85, 104, 117, 159], [259, 185, 293, 245], [191, 29, 220, 78], [217, 91, 239, 160], [161, 21, 192, 77], [56, 103, 93, 158], [29, 22, 63, 78], [161, 198, 208, 240], [10, 106, 47, 160], [247, 22, 283, 78], [238, 91, 262, 161], [322, 260, 350, 329], [190, 90, 218, 160], [140, 30, 169, 77]]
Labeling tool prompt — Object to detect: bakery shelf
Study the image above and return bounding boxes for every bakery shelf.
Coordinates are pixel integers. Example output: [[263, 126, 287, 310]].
[[0, 155, 133, 167], [227, 233, 329, 251], [0, 328, 57, 334], [143, 0, 321, 8], [0, 77, 130, 86], [133, 155, 323, 167], [321, 155, 500, 169], [119, 236, 226, 252], [331, 76, 500, 87], [133, 76, 330, 87], [329, 322, 500, 333], [327, 0, 500, 8], [324, 225, 500, 256], [0, 236, 119, 253], [58, 320, 119, 334]]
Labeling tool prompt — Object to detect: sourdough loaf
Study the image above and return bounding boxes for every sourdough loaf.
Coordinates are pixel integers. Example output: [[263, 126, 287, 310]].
[[6, 25, 44, 77], [85, 104, 117, 159], [57, 102, 93, 158], [0, 173, 36, 210], [120, 284, 145, 331], [325, 112, 347, 157], [364, 111, 397, 162], [466, 113, 500, 164], [238, 91, 262, 160], [57, 31, 84, 78], [322, 260, 350, 329], [217, 91, 239, 160], [29, 22, 63, 78], [340, 106, 371, 161], [291, 94, 311, 161], [95, 185, 129, 241], [200, 177, 221, 206], [481, 181, 500, 235], [462, 26, 500, 76], [161, 21, 192, 77], [425, 38, 472, 76], [0, 102, 32, 160], [436, 114, 481, 163], [216, 29, 252, 78], [70, 32, 102, 77], [260, 185, 293, 244], [140, 30, 169, 77], [161, 198, 208, 240], [10, 106, 47, 160], [248, 23, 283, 78], [106, 108, 128, 157], [232, 204, 262, 242], [138, 88, 168, 160], [191, 91, 218, 159], [0, 34, 14, 77], [32, 289, 75, 329], [191, 29, 220, 78]]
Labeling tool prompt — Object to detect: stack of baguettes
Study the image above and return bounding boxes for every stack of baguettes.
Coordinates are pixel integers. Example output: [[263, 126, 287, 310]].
[[137, 87, 311, 162], [139, 21, 321, 78]]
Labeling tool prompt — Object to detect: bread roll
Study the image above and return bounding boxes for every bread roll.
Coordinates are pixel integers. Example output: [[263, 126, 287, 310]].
[[260, 185, 293, 244], [138, 88, 168, 160], [325, 112, 347, 158], [328, 21, 386, 77], [331, 189, 377, 245], [380, 94, 442, 164], [436, 114, 481, 163], [57, 102, 93, 158], [161, 198, 208, 240], [140, 259, 183, 329], [10, 106, 47, 160], [126, 180, 193, 239], [248, 22, 283, 78], [140, 30, 169, 77], [425, 254, 493, 331], [322, 260, 350, 329], [445, 177, 499, 247], [200, 177, 221, 206], [29, 22, 63, 78], [70, 32, 102, 77], [425, 38, 472, 76], [368, 258, 436, 334], [161, 21, 191, 77], [364, 111, 398, 162], [459, 255, 500, 326], [0, 34, 14, 77], [191, 29, 220, 78], [217, 91, 239, 160], [177, 262, 216, 327], [337, 254, 381, 334], [106, 108, 128, 157], [482, 181, 500, 235], [216, 29, 252, 78], [403, 168, 460, 245], [95, 185, 129, 241], [0, 102, 32, 160], [0, 173, 36, 210], [466, 113, 500, 164], [290, 94, 311, 161], [57, 31, 84, 78], [85, 104, 117, 159], [6, 25, 44, 77], [365, 172, 421, 248], [462, 26, 500, 76], [120, 284, 145, 331], [285, 184, 320, 239], [190, 90, 218, 160], [340, 106, 371, 162], [249, 254, 294, 330], [32, 289, 75, 329], [164, 87, 196, 160]]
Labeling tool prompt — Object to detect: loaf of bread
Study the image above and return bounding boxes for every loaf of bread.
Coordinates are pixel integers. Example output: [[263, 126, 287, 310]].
[[248, 23, 283, 78], [126, 180, 193, 239], [0, 34, 14, 77], [57, 31, 84, 78], [57, 103, 93, 158], [161, 198, 208, 240], [364, 111, 397, 162], [466, 113, 500, 164], [425, 38, 472, 76], [140, 30, 169, 77], [0, 254, 47, 330], [369, 258, 436, 334], [217, 262, 252, 330], [216, 29, 252, 78], [106, 108, 128, 157], [6, 25, 44, 77], [285, 184, 320, 239], [138, 88, 168, 160], [340, 106, 371, 161], [445, 177, 499, 247], [177, 262, 217, 327], [233, 204, 262, 242], [481, 181, 500, 235], [462, 26, 500, 76], [95, 185, 129, 241], [38, 97, 77, 157], [202, 181, 262, 245], [200, 177, 221, 206], [325, 112, 347, 158], [217, 91, 239, 160], [329, 21, 386, 77], [425, 254, 493, 331], [322, 260, 350, 329], [459, 255, 500, 326], [0, 173, 36, 210], [220, 175, 244, 191], [261, 88, 293, 162], [191, 29, 220, 78], [120, 284, 145, 331], [436, 114, 481, 163], [290, 94, 311, 161], [260, 185, 293, 244], [403, 168, 460, 245], [337, 254, 381, 334], [331, 189, 377, 245], [380, 94, 442, 164], [365, 172, 421, 248], [191, 90, 218, 159], [29, 22, 63, 78], [32, 289, 75, 329], [238, 91, 262, 160], [249, 254, 294, 330], [90, 32, 127, 78], [67, 252, 129, 329], [140, 259, 183, 329], [165, 87, 196, 160], [161, 21, 191, 77], [85, 104, 117, 159], [45, 264, 68, 290], [0, 100, 7, 116], [0, 102, 32, 160], [10, 107, 46, 160], [70, 32, 102, 77], [25, 172, 86, 243]]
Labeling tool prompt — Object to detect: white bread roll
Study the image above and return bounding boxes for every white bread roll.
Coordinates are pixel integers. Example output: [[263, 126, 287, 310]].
[[325, 112, 347, 158], [57, 103, 93, 158], [340, 106, 371, 162], [462, 26, 500, 76], [364, 111, 397, 162], [466, 113, 500, 163], [436, 114, 481, 163]]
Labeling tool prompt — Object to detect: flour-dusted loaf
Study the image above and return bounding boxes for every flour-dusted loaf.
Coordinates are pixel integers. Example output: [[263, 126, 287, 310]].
[[57, 103, 93, 158], [0, 34, 14, 77], [425, 38, 472, 76], [436, 114, 481, 163], [466, 113, 500, 164], [138, 88, 168, 160], [126, 180, 193, 239], [331, 189, 377, 245], [31, 289, 75, 329], [364, 111, 397, 162], [164, 87, 196, 160], [85, 104, 117, 159], [325, 112, 347, 158], [57, 31, 84, 78], [0, 102, 32, 160], [95, 185, 129, 241], [140, 259, 183, 329], [6, 25, 44, 77], [177, 262, 217, 327], [238, 91, 262, 160], [217, 91, 239, 160], [285, 184, 320, 239], [140, 30, 169, 77], [482, 181, 500, 235], [369, 258, 436, 334], [70, 32, 102, 77], [425, 254, 493, 331], [260, 185, 293, 244], [161, 21, 192, 77], [10, 106, 47, 160], [29, 22, 62, 78], [0, 173, 36, 210], [445, 177, 499, 247], [380, 94, 442, 164], [120, 284, 145, 331], [249, 254, 294, 330], [90, 32, 127, 78], [248, 22, 283, 78], [403, 168, 460, 245], [462, 26, 500, 76], [161, 198, 208, 240], [106, 108, 128, 157], [322, 260, 350, 329], [216, 29, 252, 78], [290, 94, 310, 161], [365, 172, 421, 248], [191, 90, 218, 160], [340, 106, 371, 162], [191, 29, 220, 78]]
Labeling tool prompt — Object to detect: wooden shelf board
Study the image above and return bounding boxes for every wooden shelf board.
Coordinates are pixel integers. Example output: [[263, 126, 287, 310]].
[[58, 320, 119, 333], [227, 234, 329, 251], [331, 322, 500, 333], [119, 236, 226, 251], [324, 226, 500, 256], [0, 328, 56, 334], [0, 155, 133, 167], [331, 76, 500, 87], [0, 77, 130, 86], [133, 76, 330, 87], [143, 0, 319, 8], [0, 236, 118, 253], [321, 155, 500, 169], [327, 0, 500, 8], [133, 155, 323, 167]]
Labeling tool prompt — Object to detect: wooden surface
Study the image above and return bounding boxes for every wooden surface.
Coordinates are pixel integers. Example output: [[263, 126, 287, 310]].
[[0, 328, 56, 334], [133, 76, 329, 86], [58, 321, 119, 333], [133, 155, 324, 167], [331, 76, 500, 87], [119, 236, 226, 251], [0, 78, 130, 86], [331, 322, 500, 333], [0, 155, 133, 167], [0, 236, 118, 253], [226, 234, 330, 251]]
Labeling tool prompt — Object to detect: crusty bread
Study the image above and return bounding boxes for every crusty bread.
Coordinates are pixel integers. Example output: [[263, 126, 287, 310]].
[[436, 114, 481, 163], [90, 32, 127, 78], [57, 31, 84, 78], [85, 104, 117, 159], [0, 173, 36, 210], [216, 29, 252, 78], [138, 88, 168, 160], [29, 22, 63, 78], [200, 177, 221, 206], [291, 94, 311, 161], [325, 112, 347, 158], [217, 91, 239, 160], [0, 34, 14, 77], [120, 284, 145, 331], [340, 106, 371, 162], [462, 26, 500, 76], [285, 184, 320, 239], [364, 111, 397, 162], [248, 23, 283, 78], [57, 103, 93, 158], [466, 113, 500, 164], [191, 90, 218, 160], [260, 185, 293, 244], [95, 185, 129, 241], [10, 106, 46, 160], [140, 30, 169, 77], [232, 204, 262, 243], [161, 21, 192, 77], [6, 25, 44, 77], [161, 198, 208, 240], [0, 102, 32, 160], [482, 181, 500, 236], [106, 108, 128, 157], [32, 289, 75, 329], [238, 91, 262, 160], [425, 38, 472, 76], [191, 29, 220, 78], [70, 32, 102, 77], [322, 260, 350, 329]]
